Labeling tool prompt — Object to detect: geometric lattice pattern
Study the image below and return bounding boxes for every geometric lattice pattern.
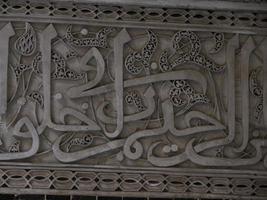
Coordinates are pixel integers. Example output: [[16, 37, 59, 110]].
[[0, 0, 266, 29], [0, 167, 267, 199]]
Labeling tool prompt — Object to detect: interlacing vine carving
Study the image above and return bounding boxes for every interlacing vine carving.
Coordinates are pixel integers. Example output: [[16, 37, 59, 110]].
[[0, 3, 266, 197]]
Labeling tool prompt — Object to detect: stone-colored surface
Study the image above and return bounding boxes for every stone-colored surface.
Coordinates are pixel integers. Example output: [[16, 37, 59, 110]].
[[0, 0, 266, 199]]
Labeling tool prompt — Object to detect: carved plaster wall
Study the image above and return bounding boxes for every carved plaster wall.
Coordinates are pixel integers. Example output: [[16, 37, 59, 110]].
[[0, 0, 267, 199]]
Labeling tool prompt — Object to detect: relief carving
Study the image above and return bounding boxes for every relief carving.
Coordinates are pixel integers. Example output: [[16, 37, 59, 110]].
[[0, 5, 266, 196], [0, 21, 266, 169]]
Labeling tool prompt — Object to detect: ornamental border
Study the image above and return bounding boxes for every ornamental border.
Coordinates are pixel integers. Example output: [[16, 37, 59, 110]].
[[0, 165, 266, 199], [0, 0, 267, 199], [0, 0, 266, 32]]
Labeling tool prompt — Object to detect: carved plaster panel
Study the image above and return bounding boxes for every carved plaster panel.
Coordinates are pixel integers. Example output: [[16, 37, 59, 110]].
[[0, 0, 267, 199]]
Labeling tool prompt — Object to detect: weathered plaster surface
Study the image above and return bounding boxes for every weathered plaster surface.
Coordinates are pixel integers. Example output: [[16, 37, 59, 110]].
[[0, 0, 266, 199]]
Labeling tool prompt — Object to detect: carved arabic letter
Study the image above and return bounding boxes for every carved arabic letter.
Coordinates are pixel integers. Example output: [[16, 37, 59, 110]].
[[39, 25, 99, 132], [259, 38, 267, 127], [185, 35, 240, 154], [14, 123, 46, 139], [181, 111, 225, 135], [0, 23, 15, 116], [185, 138, 267, 166], [147, 102, 225, 167], [39, 24, 58, 127], [122, 69, 209, 161], [52, 136, 125, 163], [235, 37, 256, 152], [67, 47, 105, 98], [123, 100, 171, 160], [96, 86, 156, 124], [103, 28, 131, 139], [147, 34, 239, 167], [0, 117, 39, 160], [148, 137, 267, 168], [171, 35, 240, 165], [58, 107, 100, 131], [78, 70, 207, 97], [164, 100, 225, 137], [226, 34, 239, 143]]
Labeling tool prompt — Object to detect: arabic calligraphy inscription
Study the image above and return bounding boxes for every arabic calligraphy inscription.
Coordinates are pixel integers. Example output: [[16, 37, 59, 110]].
[[0, 22, 266, 171]]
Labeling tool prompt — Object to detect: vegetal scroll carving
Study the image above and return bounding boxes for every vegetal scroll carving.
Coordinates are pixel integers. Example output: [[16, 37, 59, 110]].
[[0, 22, 266, 173]]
